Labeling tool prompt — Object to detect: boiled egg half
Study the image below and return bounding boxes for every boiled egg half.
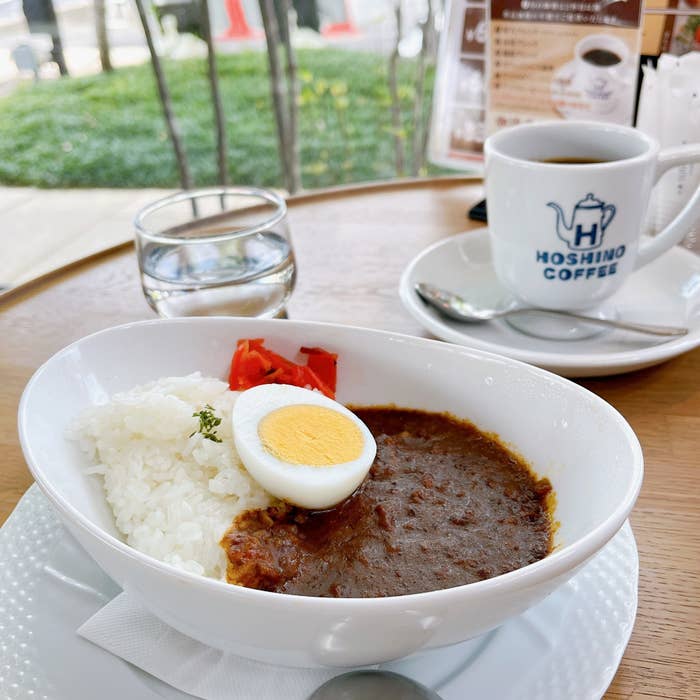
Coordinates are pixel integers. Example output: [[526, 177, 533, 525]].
[[232, 384, 376, 509]]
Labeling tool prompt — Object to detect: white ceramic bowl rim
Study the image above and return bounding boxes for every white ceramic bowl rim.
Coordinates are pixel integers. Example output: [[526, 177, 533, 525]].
[[18, 317, 644, 609]]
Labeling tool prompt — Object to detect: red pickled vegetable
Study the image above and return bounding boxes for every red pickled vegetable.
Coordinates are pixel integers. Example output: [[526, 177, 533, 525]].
[[300, 347, 338, 394], [229, 339, 337, 398]]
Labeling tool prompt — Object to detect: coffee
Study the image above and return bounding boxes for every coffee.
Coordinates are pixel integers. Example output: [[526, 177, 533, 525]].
[[540, 157, 610, 165], [582, 48, 622, 67]]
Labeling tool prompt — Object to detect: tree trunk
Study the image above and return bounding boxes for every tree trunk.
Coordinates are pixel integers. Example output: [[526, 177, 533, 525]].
[[279, 0, 301, 192], [411, 0, 433, 175], [259, 0, 293, 192], [134, 0, 193, 191], [94, 0, 112, 72], [387, 2, 405, 177], [22, 0, 69, 75], [199, 0, 228, 186], [419, 89, 434, 172], [51, 28, 69, 76]]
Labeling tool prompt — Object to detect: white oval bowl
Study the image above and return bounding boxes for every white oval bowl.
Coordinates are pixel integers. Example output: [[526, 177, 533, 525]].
[[18, 318, 643, 668]]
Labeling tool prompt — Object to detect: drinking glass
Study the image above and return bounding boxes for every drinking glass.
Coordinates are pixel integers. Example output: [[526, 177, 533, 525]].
[[134, 187, 295, 318]]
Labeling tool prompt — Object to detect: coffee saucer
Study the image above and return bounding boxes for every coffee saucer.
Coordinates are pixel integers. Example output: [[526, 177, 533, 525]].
[[399, 228, 700, 377], [550, 60, 634, 123]]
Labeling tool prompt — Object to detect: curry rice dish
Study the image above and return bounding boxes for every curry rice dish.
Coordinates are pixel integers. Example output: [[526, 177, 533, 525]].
[[71, 375, 554, 598]]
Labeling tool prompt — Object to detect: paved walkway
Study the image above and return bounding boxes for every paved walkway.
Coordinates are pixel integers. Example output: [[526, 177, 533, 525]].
[[1, 186, 174, 290]]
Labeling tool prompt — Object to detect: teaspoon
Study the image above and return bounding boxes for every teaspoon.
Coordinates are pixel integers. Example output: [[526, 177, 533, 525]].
[[309, 670, 443, 700], [415, 283, 688, 337]]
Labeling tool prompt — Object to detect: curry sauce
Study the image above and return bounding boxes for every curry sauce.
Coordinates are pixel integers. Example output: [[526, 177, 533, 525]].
[[221, 408, 554, 597]]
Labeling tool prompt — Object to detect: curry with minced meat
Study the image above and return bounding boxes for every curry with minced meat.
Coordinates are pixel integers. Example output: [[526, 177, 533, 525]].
[[221, 408, 554, 598]]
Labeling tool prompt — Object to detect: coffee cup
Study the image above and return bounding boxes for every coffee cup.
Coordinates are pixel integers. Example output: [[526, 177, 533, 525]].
[[574, 35, 630, 115], [484, 120, 700, 312]]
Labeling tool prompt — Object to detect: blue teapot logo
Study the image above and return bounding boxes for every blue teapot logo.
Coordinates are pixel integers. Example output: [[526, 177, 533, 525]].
[[547, 193, 616, 251]]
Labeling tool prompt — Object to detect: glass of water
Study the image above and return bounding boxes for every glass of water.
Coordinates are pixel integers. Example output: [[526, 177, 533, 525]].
[[134, 187, 295, 318]]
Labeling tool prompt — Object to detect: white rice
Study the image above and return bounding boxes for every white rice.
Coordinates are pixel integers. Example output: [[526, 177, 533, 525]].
[[67, 373, 273, 579]]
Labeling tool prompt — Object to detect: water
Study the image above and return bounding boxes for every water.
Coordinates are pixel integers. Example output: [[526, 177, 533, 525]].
[[140, 231, 295, 318]]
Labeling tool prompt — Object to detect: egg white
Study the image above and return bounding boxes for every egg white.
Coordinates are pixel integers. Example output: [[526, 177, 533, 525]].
[[232, 384, 377, 510]]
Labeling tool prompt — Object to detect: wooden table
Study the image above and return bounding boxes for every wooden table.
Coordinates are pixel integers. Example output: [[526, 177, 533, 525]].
[[1, 178, 698, 699]]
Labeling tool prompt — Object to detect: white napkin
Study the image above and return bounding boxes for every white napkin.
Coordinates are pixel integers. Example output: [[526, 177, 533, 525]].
[[637, 52, 700, 247], [77, 593, 341, 700]]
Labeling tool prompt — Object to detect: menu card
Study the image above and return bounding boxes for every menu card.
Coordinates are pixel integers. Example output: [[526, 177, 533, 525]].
[[429, 0, 488, 167], [429, 0, 644, 167], [487, 0, 643, 130]]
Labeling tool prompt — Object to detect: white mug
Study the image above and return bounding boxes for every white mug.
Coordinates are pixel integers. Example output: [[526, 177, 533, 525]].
[[484, 120, 700, 311]]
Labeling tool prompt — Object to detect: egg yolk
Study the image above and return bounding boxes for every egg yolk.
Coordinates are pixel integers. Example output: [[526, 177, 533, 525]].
[[258, 404, 364, 466]]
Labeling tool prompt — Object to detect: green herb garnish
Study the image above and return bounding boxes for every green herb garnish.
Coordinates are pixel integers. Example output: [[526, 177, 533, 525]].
[[190, 404, 223, 443]]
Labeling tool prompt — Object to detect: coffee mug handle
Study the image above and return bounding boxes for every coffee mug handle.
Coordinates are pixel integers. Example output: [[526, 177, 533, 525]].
[[635, 144, 700, 270]]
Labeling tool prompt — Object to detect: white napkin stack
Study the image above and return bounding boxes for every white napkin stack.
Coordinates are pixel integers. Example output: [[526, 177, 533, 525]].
[[636, 52, 700, 249], [77, 593, 340, 700]]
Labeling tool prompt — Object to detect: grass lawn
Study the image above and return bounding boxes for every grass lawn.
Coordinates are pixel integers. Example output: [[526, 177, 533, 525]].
[[0, 49, 440, 189]]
